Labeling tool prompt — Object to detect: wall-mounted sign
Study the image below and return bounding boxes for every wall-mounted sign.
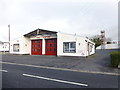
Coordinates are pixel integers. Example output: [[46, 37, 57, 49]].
[[37, 37, 40, 39], [36, 36, 51, 39], [43, 36, 51, 38]]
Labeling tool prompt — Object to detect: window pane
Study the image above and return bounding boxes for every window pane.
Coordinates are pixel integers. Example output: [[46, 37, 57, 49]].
[[38, 45, 40, 47], [50, 44, 52, 47], [63, 42, 69, 52], [13, 44, 20, 52], [70, 42, 76, 52], [38, 40, 40, 43], [54, 48, 56, 52], [63, 42, 76, 53], [38, 49, 39, 51], [90, 45, 92, 52], [54, 44, 56, 47], [46, 49, 48, 52], [70, 42, 76, 48], [64, 43, 69, 49]]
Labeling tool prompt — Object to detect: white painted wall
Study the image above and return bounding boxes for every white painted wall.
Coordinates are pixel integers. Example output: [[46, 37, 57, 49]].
[[20, 37, 31, 54], [30, 34, 57, 40], [10, 32, 95, 56], [57, 33, 95, 57], [29, 34, 57, 55], [30, 40, 32, 55], [10, 36, 30, 54], [3, 43, 9, 51], [0, 44, 3, 51], [42, 39, 45, 55]]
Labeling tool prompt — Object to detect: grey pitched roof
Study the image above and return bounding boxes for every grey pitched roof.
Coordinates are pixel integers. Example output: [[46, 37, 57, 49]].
[[0, 41, 9, 44], [24, 28, 57, 37]]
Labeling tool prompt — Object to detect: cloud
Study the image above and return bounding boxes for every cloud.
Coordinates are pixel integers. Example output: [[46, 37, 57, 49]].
[[0, 0, 118, 42], [15, 0, 119, 3]]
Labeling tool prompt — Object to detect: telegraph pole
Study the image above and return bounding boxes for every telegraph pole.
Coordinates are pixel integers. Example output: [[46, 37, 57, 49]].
[[8, 24, 10, 53]]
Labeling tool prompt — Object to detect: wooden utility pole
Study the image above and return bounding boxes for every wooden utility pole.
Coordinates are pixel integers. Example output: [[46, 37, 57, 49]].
[[8, 24, 10, 53]]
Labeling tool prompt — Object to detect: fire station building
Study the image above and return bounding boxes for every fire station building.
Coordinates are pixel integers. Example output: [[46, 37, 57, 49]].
[[10, 29, 95, 57]]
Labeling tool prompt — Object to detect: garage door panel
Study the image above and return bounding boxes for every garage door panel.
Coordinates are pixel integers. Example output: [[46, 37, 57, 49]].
[[45, 38, 57, 55], [31, 39, 42, 55]]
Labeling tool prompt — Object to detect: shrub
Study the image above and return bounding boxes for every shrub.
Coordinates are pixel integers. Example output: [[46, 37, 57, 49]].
[[110, 51, 120, 67]]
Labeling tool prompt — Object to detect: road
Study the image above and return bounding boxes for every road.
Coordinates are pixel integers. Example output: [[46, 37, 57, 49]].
[[1, 63, 119, 88], [2, 49, 119, 74]]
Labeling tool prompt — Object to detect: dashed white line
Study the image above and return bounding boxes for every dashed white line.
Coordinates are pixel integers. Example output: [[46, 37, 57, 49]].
[[0, 70, 8, 72], [23, 73, 88, 87]]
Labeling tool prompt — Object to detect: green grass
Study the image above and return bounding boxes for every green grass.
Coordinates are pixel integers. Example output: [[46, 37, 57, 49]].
[[110, 51, 120, 67]]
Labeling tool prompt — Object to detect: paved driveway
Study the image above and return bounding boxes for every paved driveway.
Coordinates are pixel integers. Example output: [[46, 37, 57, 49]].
[[2, 49, 119, 74]]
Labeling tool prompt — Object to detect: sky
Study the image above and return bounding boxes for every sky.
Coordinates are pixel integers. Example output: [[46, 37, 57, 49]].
[[0, 0, 119, 42]]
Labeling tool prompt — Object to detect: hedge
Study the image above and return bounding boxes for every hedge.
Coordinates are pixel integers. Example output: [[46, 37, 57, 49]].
[[110, 51, 120, 67]]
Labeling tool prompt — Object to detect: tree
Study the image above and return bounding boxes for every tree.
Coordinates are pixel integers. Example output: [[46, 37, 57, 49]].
[[90, 35, 101, 49], [90, 34, 112, 49]]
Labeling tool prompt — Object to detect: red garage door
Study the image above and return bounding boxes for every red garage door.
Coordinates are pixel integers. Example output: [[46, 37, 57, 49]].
[[45, 38, 57, 55], [31, 39, 42, 55]]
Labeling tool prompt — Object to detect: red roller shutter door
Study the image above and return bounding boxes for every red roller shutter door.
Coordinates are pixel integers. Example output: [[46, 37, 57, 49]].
[[45, 38, 57, 55], [31, 39, 42, 55]]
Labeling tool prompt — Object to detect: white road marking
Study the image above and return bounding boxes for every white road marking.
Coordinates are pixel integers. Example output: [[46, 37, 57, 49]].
[[23, 73, 88, 87], [0, 70, 8, 72]]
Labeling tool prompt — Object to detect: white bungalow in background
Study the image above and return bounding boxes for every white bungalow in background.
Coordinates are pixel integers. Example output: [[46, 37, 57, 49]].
[[0, 41, 9, 52], [96, 41, 120, 49], [10, 28, 95, 57]]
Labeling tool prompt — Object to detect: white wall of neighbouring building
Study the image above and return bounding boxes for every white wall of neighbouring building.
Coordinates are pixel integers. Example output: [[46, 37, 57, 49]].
[[57, 33, 95, 57], [0, 42, 9, 52], [10, 36, 30, 54], [3, 42, 9, 51], [96, 44, 120, 49], [0, 43, 3, 51]]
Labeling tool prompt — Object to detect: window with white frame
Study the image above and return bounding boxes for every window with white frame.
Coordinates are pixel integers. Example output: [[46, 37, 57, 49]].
[[90, 45, 92, 52], [63, 42, 76, 53], [88, 43, 93, 52], [13, 44, 20, 52]]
